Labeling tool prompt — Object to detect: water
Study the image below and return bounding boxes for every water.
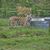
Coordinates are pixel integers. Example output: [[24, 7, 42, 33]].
[[30, 21, 49, 29]]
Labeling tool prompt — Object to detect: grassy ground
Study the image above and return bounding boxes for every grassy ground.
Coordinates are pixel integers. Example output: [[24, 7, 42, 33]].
[[0, 18, 50, 50], [0, 36, 50, 50]]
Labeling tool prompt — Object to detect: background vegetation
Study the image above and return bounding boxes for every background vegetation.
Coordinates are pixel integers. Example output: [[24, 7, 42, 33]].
[[0, 0, 50, 18]]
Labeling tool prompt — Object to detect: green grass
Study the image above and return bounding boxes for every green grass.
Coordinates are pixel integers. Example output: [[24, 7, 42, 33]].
[[0, 26, 49, 50], [0, 18, 49, 50], [0, 18, 9, 26], [0, 26, 48, 38], [0, 36, 50, 50]]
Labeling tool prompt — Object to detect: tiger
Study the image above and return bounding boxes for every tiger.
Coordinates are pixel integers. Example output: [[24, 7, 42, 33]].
[[9, 14, 32, 27]]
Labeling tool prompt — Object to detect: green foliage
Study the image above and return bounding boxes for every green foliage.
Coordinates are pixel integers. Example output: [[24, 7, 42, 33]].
[[0, 26, 48, 38], [0, 18, 9, 26], [0, 36, 50, 50], [0, 0, 50, 17]]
